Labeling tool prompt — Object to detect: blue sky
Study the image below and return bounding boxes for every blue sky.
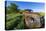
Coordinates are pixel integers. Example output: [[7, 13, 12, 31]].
[[6, 1, 45, 12]]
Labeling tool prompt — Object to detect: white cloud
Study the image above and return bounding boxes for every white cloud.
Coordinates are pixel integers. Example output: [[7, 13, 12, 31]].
[[33, 9, 45, 12]]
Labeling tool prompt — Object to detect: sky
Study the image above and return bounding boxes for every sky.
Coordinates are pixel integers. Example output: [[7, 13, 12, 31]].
[[6, 1, 45, 12]]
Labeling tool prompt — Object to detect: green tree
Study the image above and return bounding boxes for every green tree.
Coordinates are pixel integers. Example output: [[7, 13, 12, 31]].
[[7, 3, 19, 14], [24, 9, 33, 12]]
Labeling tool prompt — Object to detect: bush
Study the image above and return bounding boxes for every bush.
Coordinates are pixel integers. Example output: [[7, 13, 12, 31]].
[[6, 14, 24, 30]]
